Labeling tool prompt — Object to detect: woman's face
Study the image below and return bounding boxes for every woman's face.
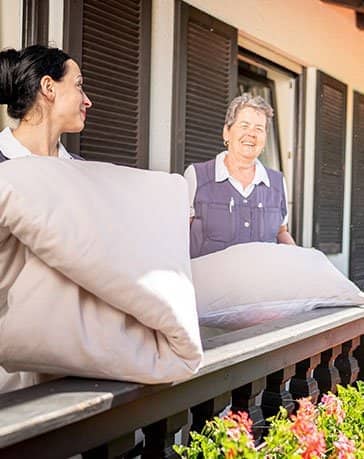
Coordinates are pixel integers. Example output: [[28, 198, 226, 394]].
[[52, 59, 92, 133], [224, 106, 267, 162]]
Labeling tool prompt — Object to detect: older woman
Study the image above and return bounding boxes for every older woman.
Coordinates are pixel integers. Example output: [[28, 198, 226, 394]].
[[185, 93, 295, 258]]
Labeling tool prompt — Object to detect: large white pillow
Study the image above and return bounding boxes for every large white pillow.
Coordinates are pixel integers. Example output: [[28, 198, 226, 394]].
[[192, 242, 364, 330], [0, 157, 202, 384]]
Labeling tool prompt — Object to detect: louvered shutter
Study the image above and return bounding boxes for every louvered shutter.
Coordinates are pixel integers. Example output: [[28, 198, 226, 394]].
[[350, 91, 364, 288], [312, 71, 347, 254], [63, 0, 151, 168], [171, 1, 237, 173]]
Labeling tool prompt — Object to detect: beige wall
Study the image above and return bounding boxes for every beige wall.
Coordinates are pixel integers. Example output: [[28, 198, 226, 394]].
[[185, 0, 364, 91], [0, 0, 22, 128]]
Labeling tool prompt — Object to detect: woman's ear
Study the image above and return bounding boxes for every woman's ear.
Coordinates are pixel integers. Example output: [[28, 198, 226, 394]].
[[223, 124, 229, 144], [39, 75, 55, 101]]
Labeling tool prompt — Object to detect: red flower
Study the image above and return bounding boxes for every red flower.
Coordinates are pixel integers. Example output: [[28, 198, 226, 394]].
[[291, 398, 326, 458], [225, 448, 236, 458]]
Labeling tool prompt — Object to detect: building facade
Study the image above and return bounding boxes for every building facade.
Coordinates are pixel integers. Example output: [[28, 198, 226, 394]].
[[1, 0, 364, 283]]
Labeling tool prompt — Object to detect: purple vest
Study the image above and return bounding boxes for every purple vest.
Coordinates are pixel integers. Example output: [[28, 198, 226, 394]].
[[190, 158, 287, 258]]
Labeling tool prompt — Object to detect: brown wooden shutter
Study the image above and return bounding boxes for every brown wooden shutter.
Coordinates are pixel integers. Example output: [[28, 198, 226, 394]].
[[350, 91, 364, 288], [312, 71, 347, 254], [63, 0, 151, 168], [171, 1, 237, 173]]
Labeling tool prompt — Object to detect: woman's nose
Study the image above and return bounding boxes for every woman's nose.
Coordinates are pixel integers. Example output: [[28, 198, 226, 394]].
[[83, 92, 92, 108], [246, 128, 256, 137]]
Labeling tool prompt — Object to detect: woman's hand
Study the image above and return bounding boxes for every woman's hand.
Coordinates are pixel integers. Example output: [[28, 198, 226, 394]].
[[277, 225, 296, 245]]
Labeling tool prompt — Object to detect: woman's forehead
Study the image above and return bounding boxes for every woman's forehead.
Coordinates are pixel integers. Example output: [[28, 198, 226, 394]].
[[65, 59, 81, 77], [236, 106, 267, 124]]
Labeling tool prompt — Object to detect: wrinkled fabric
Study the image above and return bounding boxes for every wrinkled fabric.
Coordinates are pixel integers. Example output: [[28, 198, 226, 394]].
[[0, 157, 202, 389], [192, 242, 364, 330]]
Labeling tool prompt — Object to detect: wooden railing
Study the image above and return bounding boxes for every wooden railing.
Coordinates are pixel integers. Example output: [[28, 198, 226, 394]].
[[0, 307, 363, 459]]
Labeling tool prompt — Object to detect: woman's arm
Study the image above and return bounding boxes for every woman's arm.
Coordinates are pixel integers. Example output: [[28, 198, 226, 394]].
[[277, 225, 296, 245], [184, 165, 197, 224]]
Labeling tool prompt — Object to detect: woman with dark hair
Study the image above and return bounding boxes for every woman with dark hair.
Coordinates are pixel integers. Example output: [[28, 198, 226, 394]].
[[0, 44, 92, 162], [0, 44, 92, 392]]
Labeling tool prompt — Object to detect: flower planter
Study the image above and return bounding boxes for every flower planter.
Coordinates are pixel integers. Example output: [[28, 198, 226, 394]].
[[174, 382, 364, 458]]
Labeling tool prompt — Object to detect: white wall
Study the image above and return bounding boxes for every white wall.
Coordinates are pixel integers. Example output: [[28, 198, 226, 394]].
[[48, 0, 64, 48], [149, 0, 175, 172]]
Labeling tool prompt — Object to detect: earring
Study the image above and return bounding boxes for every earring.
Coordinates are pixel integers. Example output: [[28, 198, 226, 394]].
[[223, 139, 229, 147]]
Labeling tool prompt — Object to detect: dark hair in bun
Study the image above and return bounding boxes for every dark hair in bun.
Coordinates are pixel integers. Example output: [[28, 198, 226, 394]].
[[0, 44, 70, 119]]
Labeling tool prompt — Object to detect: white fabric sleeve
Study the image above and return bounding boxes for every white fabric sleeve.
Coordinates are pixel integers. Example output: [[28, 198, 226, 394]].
[[184, 165, 197, 218], [282, 176, 289, 226]]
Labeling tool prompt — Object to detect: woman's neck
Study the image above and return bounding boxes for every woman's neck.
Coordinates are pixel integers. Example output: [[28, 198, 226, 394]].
[[225, 150, 255, 171], [224, 152, 256, 188], [12, 120, 60, 157]]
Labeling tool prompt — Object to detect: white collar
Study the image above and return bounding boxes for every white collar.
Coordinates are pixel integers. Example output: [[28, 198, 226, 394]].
[[215, 151, 270, 187], [0, 127, 72, 160]]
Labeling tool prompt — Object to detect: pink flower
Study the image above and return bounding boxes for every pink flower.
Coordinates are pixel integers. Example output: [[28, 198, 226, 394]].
[[321, 394, 345, 423], [291, 398, 318, 441], [291, 399, 326, 458], [225, 411, 253, 434], [296, 397, 317, 421], [333, 433, 356, 459], [224, 411, 254, 448], [227, 427, 241, 441], [300, 431, 326, 459]]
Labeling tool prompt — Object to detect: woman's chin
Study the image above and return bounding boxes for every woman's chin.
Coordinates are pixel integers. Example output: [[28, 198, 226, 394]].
[[65, 123, 85, 134]]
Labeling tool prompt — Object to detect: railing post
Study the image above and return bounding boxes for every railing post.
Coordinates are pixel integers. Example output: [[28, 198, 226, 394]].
[[289, 355, 320, 407], [335, 338, 360, 386], [261, 366, 295, 419], [313, 345, 341, 396], [190, 392, 231, 433], [231, 378, 266, 443], [353, 335, 364, 381], [141, 411, 189, 459]]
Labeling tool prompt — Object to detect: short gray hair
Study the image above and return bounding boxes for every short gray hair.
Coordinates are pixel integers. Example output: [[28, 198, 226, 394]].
[[224, 93, 273, 129]]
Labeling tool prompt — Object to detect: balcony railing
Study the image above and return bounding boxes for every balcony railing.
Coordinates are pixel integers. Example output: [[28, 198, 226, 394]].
[[0, 306, 363, 458]]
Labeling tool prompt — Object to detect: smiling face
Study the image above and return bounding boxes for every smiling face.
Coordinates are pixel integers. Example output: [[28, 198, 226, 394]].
[[51, 59, 92, 134], [223, 106, 267, 162]]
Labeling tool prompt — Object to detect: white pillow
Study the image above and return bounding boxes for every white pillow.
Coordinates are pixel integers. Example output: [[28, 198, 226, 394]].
[[192, 242, 364, 330], [0, 157, 202, 384]]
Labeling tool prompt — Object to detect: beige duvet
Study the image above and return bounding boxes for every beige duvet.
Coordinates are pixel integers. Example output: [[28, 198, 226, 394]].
[[0, 157, 202, 389]]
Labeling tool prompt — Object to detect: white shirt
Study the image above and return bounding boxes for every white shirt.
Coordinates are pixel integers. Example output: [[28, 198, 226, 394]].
[[0, 127, 72, 160], [184, 151, 288, 225], [0, 127, 74, 395]]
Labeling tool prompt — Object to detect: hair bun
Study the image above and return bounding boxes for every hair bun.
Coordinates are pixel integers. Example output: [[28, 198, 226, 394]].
[[0, 48, 20, 105]]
